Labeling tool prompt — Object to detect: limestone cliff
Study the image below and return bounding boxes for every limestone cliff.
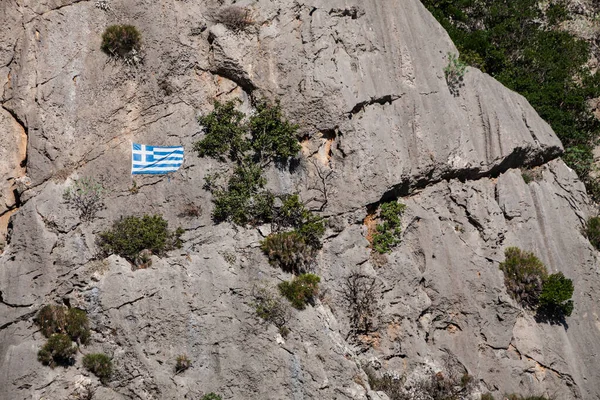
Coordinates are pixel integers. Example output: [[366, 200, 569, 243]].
[[1, 0, 599, 399]]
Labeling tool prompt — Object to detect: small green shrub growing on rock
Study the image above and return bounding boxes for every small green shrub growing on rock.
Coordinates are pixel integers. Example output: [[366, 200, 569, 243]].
[[261, 231, 316, 274], [83, 353, 113, 383], [194, 100, 247, 161], [585, 216, 600, 250], [372, 201, 406, 254], [35, 305, 90, 344], [537, 272, 574, 320], [101, 25, 141, 58], [175, 354, 191, 373], [38, 334, 77, 367], [98, 214, 184, 264], [278, 273, 320, 310], [499, 247, 548, 309], [444, 53, 467, 95]]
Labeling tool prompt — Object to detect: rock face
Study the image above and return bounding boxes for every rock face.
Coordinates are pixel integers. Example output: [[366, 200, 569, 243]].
[[0, 0, 599, 399]]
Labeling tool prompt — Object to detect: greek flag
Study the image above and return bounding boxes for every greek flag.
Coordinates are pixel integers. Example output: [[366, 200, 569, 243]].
[[131, 143, 184, 175]]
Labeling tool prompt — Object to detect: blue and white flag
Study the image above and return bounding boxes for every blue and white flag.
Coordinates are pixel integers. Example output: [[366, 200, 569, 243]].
[[131, 143, 184, 175]]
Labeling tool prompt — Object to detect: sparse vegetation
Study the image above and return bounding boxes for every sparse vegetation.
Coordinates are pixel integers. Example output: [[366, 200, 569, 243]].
[[175, 354, 191, 373], [261, 231, 316, 274], [444, 53, 467, 95], [101, 25, 142, 59], [215, 6, 252, 32], [35, 305, 91, 344], [252, 286, 292, 336], [98, 214, 184, 264], [64, 177, 105, 221], [585, 216, 600, 250], [179, 202, 202, 218], [499, 247, 548, 309], [83, 353, 113, 384], [372, 201, 406, 254], [365, 368, 406, 400], [340, 272, 379, 334], [38, 334, 76, 367], [278, 273, 320, 310]]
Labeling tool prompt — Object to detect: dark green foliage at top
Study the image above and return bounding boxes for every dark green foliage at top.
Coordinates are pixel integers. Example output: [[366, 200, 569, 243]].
[[250, 102, 301, 164], [83, 353, 113, 384], [200, 394, 222, 400], [278, 273, 320, 310], [538, 272, 574, 319], [195, 100, 302, 226], [35, 305, 90, 344], [194, 100, 247, 161], [499, 247, 548, 309], [38, 334, 76, 367], [273, 194, 325, 249], [98, 214, 184, 263], [101, 25, 142, 58], [421, 0, 600, 199], [372, 201, 406, 254], [585, 216, 600, 250], [195, 99, 300, 167]]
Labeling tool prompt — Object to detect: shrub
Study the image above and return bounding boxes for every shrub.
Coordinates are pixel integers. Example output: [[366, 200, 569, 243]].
[[38, 334, 76, 367], [211, 165, 274, 226], [444, 53, 467, 95], [83, 353, 113, 383], [201, 394, 222, 400], [195, 100, 302, 226], [272, 194, 325, 249], [215, 6, 252, 32], [249, 101, 301, 165], [278, 273, 320, 310], [194, 100, 247, 161], [372, 201, 406, 254], [63, 177, 105, 221], [98, 214, 184, 263], [481, 393, 495, 400], [340, 272, 379, 334], [365, 368, 406, 400], [252, 287, 291, 336], [585, 216, 600, 250], [101, 25, 142, 58], [537, 272, 574, 320], [35, 305, 90, 344], [261, 231, 316, 274], [175, 354, 191, 373], [499, 247, 548, 309]]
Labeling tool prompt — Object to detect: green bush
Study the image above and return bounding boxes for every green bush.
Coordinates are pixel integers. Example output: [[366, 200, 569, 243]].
[[538, 272, 574, 319], [201, 394, 222, 400], [35, 305, 90, 344], [585, 216, 600, 250], [481, 394, 495, 400], [83, 353, 113, 383], [98, 214, 184, 263], [175, 354, 191, 373], [372, 201, 406, 254], [499, 247, 548, 309], [261, 231, 316, 274], [273, 194, 325, 249], [278, 273, 320, 310], [38, 334, 76, 367], [101, 25, 141, 58], [421, 0, 600, 200], [195, 100, 302, 226], [211, 165, 274, 226]]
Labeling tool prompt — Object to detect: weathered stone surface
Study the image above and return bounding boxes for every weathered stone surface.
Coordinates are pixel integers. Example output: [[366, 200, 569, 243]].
[[1, 0, 600, 399]]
